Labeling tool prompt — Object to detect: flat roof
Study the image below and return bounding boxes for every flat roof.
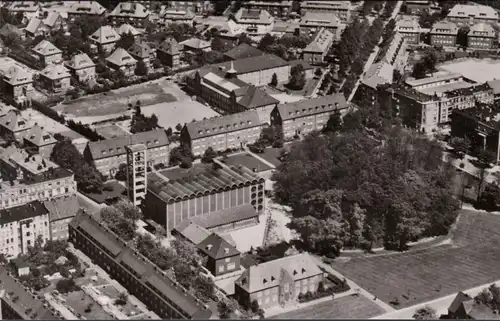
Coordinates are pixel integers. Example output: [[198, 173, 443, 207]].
[[417, 81, 473, 94]]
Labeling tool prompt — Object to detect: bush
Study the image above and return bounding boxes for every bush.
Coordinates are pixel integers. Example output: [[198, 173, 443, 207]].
[[56, 278, 78, 294]]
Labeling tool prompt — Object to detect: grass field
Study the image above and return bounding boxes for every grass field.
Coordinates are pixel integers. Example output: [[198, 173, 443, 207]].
[[258, 148, 284, 168], [439, 58, 500, 83], [329, 210, 500, 309], [54, 83, 176, 118], [272, 295, 385, 319], [222, 153, 273, 172], [95, 124, 130, 140]]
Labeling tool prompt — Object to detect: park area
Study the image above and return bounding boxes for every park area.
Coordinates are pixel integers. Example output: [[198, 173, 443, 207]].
[[329, 210, 500, 309], [271, 295, 385, 319], [439, 58, 500, 83]]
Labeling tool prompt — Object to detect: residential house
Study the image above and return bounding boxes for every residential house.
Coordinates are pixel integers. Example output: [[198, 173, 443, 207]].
[[67, 1, 106, 19], [244, 1, 293, 18], [303, 27, 335, 65], [197, 233, 241, 277], [39, 63, 71, 94], [300, 1, 351, 22], [0, 266, 61, 319], [83, 129, 170, 178], [42, 11, 67, 32], [69, 211, 212, 319], [128, 42, 154, 69], [116, 23, 143, 39], [224, 43, 264, 61], [6, 1, 41, 22], [156, 37, 180, 69], [31, 40, 62, 67], [430, 21, 458, 47], [24, 17, 49, 38], [108, 2, 150, 28], [0, 110, 32, 141], [228, 8, 275, 37], [23, 124, 57, 158], [43, 195, 81, 241], [160, 8, 196, 25], [0, 65, 33, 99], [396, 18, 422, 44], [181, 110, 265, 155], [89, 25, 121, 53], [404, 0, 431, 15], [446, 291, 500, 319], [105, 47, 137, 76], [65, 52, 96, 83], [234, 253, 324, 309], [168, 0, 212, 14], [0, 146, 77, 209], [271, 94, 349, 139], [299, 12, 340, 36], [0, 201, 51, 258], [447, 4, 498, 26], [468, 23, 496, 49], [179, 38, 212, 55], [144, 161, 266, 232], [214, 27, 241, 48], [173, 222, 212, 245]]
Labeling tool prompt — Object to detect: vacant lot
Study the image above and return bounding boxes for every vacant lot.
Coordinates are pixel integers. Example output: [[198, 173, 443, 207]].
[[439, 58, 500, 83], [222, 153, 273, 172], [54, 83, 176, 118], [95, 124, 130, 140], [272, 295, 385, 319], [330, 210, 500, 309]]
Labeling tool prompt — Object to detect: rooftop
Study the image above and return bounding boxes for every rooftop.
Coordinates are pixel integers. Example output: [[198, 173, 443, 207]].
[[128, 41, 153, 59], [303, 27, 334, 53], [301, 0, 350, 10], [40, 63, 71, 80], [300, 11, 340, 28], [90, 25, 121, 45], [43, 195, 81, 221], [405, 72, 464, 88], [0, 145, 64, 179], [158, 37, 179, 55], [23, 124, 57, 147], [276, 94, 348, 121], [430, 21, 459, 34], [173, 221, 211, 245], [487, 79, 500, 95], [363, 61, 394, 89], [0, 201, 48, 226], [468, 22, 496, 37], [224, 43, 264, 61], [116, 23, 143, 37], [211, 54, 289, 75], [106, 47, 137, 67], [43, 11, 63, 28], [109, 2, 150, 19], [447, 4, 498, 20], [197, 233, 240, 260], [65, 52, 95, 70], [181, 204, 258, 230], [179, 37, 211, 50], [68, 1, 106, 16], [233, 8, 274, 25], [32, 40, 62, 57], [396, 18, 421, 31], [0, 110, 31, 133]]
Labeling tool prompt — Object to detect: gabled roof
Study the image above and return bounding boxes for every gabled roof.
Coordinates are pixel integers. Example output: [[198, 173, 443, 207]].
[[468, 22, 495, 37], [0, 110, 31, 133], [0, 201, 48, 225], [276, 94, 348, 121], [116, 23, 142, 37], [185, 110, 262, 140], [128, 42, 153, 59], [25, 17, 43, 34], [174, 221, 211, 245], [224, 43, 264, 61], [68, 1, 106, 16], [235, 253, 322, 293], [396, 18, 421, 31], [0, 23, 23, 38], [449, 291, 472, 314], [300, 11, 340, 28], [109, 2, 150, 19], [89, 26, 121, 45], [158, 37, 179, 55], [43, 195, 80, 221], [448, 4, 498, 20], [161, 8, 196, 21], [212, 54, 289, 75], [233, 8, 274, 25], [487, 79, 500, 95], [2, 65, 32, 86], [197, 233, 240, 260], [430, 21, 458, 34], [66, 53, 96, 70], [6, 1, 40, 13], [184, 204, 259, 230], [40, 64, 71, 80], [304, 27, 334, 53], [23, 124, 57, 147], [106, 47, 137, 67], [237, 85, 279, 109], [42, 11, 63, 28], [86, 129, 169, 161], [179, 37, 211, 50], [363, 61, 394, 89], [32, 40, 62, 56]]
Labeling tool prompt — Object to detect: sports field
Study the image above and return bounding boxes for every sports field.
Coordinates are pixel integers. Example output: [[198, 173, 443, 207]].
[[439, 58, 500, 83]]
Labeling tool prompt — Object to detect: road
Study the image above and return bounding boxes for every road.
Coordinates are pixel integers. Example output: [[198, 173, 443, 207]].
[[347, 0, 403, 102]]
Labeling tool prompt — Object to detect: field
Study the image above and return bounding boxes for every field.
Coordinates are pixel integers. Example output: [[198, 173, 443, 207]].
[[439, 58, 500, 83], [95, 124, 130, 140], [222, 153, 273, 172], [329, 210, 500, 309], [272, 295, 385, 319], [54, 83, 177, 119]]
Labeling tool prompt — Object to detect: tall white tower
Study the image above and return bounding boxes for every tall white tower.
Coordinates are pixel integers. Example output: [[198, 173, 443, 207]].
[[126, 143, 147, 207]]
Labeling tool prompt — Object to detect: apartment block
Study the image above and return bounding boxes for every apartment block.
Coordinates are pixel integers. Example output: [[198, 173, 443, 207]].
[[468, 23, 496, 50], [244, 1, 293, 18], [404, 0, 431, 15], [84, 129, 170, 178], [228, 8, 275, 37], [396, 18, 422, 44], [156, 37, 180, 69], [31, 40, 62, 67], [108, 2, 150, 28], [168, 1, 212, 14], [299, 12, 340, 35], [447, 4, 498, 25], [69, 211, 212, 319], [300, 1, 351, 22], [43, 195, 80, 241], [303, 28, 335, 65], [144, 161, 265, 232], [271, 94, 349, 139], [430, 21, 458, 47], [160, 8, 196, 25]]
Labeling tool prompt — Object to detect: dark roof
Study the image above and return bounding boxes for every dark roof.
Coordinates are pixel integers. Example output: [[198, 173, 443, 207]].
[[0, 201, 48, 226], [276, 94, 348, 121], [237, 85, 279, 109], [0, 266, 61, 320], [186, 204, 258, 229], [70, 212, 212, 319], [212, 54, 289, 75], [224, 43, 264, 61], [128, 41, 153, 59], [449, 291, 473, 314], [197, 233, 240, 259], [43, 195, 81, 221], [86, 129, 169, 161], [173, 221, 211, 245], [289, 59, 314, 71]]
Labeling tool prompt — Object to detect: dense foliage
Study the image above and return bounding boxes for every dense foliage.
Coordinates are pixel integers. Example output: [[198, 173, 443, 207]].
[[272, 125, 459, 255]]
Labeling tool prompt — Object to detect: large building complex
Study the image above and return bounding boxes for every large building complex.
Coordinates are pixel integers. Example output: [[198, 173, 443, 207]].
[[396, 18, 422, 44], [467, 23, 496, 49], [447, 4, 498, 25], [228, 8, 275, 37], [244, 1, 293, 18], [144, 161, 265, 232], [430, 21, 458, 47], [108, 2, 150, 27], [300, 1, 351, 22], [69, 211, 212, 319]]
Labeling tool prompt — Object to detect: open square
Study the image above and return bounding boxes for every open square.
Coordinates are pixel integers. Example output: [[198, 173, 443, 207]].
[[439, 59, 500, 83], [329, 210, 500, 309]]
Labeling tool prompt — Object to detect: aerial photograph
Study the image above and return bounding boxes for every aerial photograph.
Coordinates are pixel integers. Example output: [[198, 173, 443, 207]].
[[1, 0, 500, 320]]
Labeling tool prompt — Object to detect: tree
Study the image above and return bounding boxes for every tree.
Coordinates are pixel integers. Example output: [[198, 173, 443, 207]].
[[238, 33, 252, 45], [114, 201, 143, 222], [201, 147, 217, 163], [475, 284, 500, 311], [270, 73, 278, 87], [116, 31, 135, 50], [115, 163, 128, 181], [413, 306, 437, 320], [175, 123, 183, 132], [135, 60, 148, 76], [412, 62, 427, 79], [287, 63, 306, 90], [211, 36, 228, 52], [56, 278, 78, 294], [315, 68, 322, 77], [169, 145, 194, 166], [476, 184, 499, 211], [449, 136, 471, 159], [476, 149, 495, 199], [323, 109, 343, 134], [75, 163, 104, 194], [217, 301, 234, 319], [166, 127, 173, 137], [258, 33, 276, 51], [99, 206, 136, 241], [456, 26, 470, 47]]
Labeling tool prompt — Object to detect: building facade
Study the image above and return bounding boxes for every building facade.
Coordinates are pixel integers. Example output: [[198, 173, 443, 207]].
[[84, 129, 170, 178], [108, 2, 150, 28], [197, 233, 241, 277], [144, 161, 265, 232], [23, 124, 57, 158], [126, 144, 147, 207], [271, 94, 349, 139], [467, 23, 496, 49], [228, 8, 275, 37], [156, 38, 180, 69], [0, 110, 32, 141], [106, 47, 137, 76], [89, 26, 121, 53], [302, 27, 334, 65], [65, 53, 96, 83], [1, 65, 33, 99], [300, 1, 350, 22], [160, 8, 196, 25], [405, 0, 431, 15], [39, 63, 71, 94], [244, 1, 293, 18], [396, 18, 421, 44], [43, 195, 80, 241], [430, 21, 458, 47], [447, 4, 498, 25], [31, 40, 62, 67], [69, 212, 212, 319]]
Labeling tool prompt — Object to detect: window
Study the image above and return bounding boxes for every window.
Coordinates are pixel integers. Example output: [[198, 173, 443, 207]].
[[218, 265, 225, 273]]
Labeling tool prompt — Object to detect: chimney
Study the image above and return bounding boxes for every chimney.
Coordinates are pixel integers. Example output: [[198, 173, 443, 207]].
[[224, 248, 229, 254], [206, 244, 213, 250]]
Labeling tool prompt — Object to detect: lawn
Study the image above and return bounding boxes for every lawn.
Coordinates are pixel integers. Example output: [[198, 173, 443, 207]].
[[95, 124, 130, 140], [439, 58, 500, 83], [329, 210, 500, 309], [64, 290, 113, 320], [222, 153, 273, 172], [81, 181, 126, 205], [258, 148, 284, 168], [272, 295, 385, 319], [54, 83, 177, 118]]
